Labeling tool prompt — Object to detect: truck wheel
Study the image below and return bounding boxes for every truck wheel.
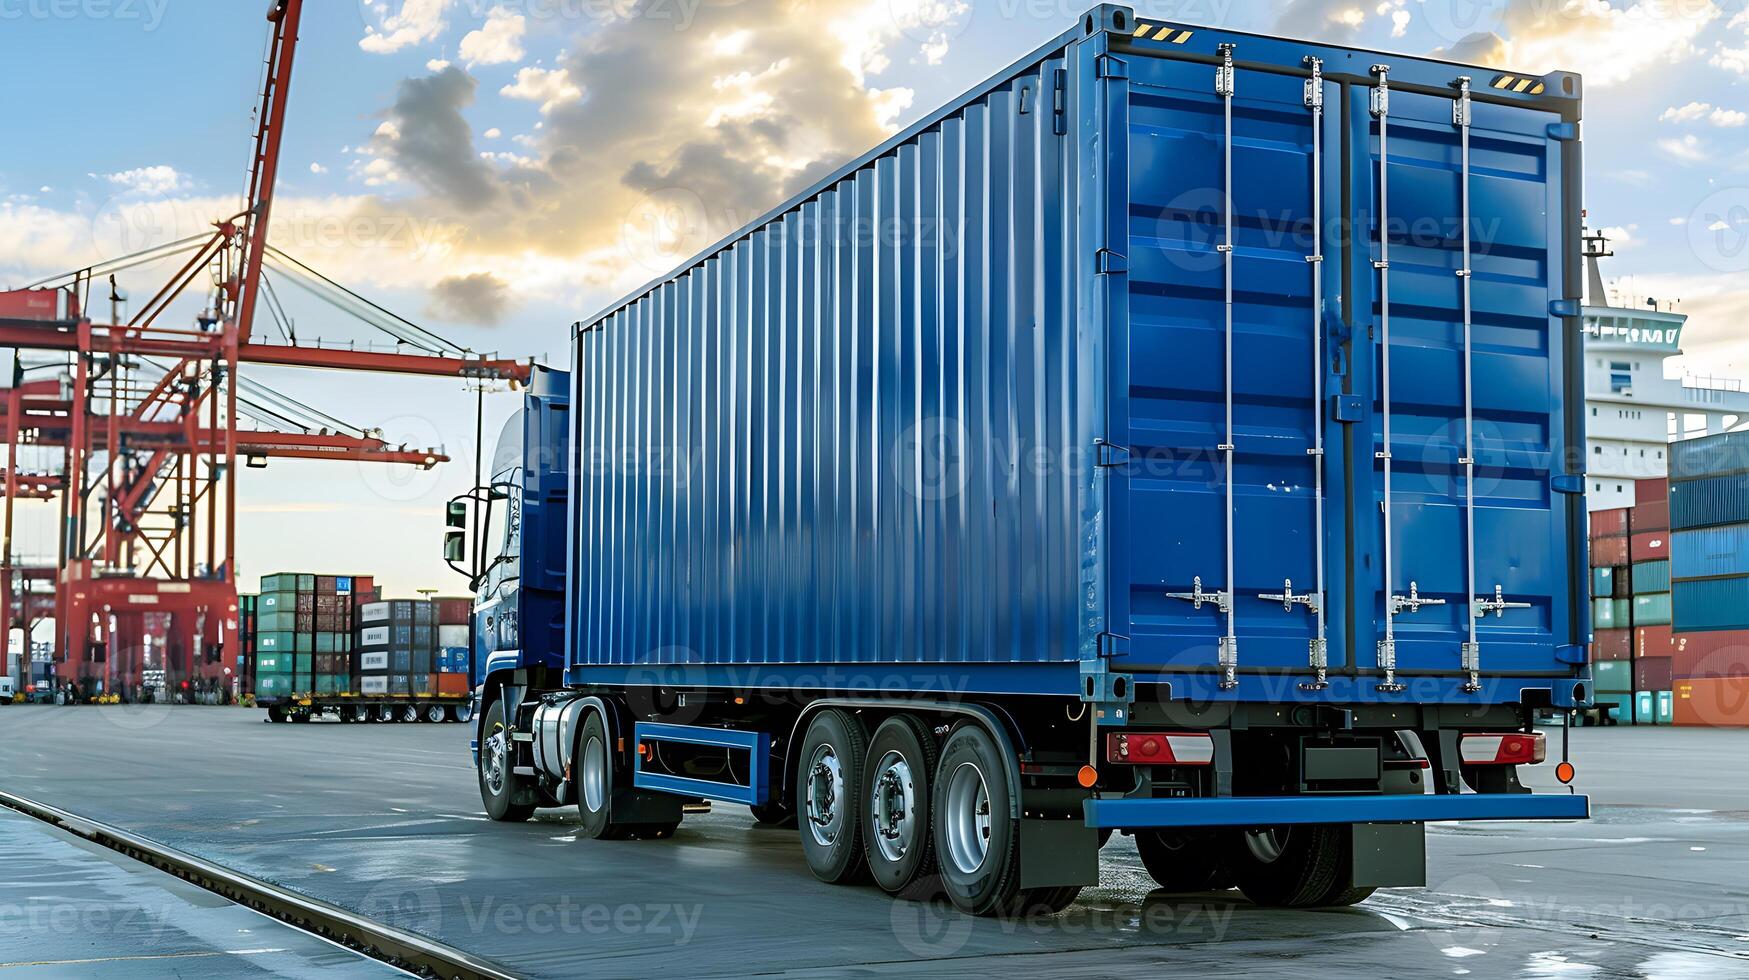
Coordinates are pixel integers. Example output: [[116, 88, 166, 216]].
[[574, 709, 680, 840], [861, 714, 938, 894], [1135, 829, 1232, 892], [423, 704, 446, 724], [797, 709, 869, 884], [400, 705, 420, 724], [934, 721, 1022, 916], [267, 705, 287, 723], [454, 702, 473, 724], [350, 705, 370, 723], [479, 698, 535, 822], [1226, 825, 1374, 907], [375, 705, 394, 723], [291, 710, 311, 724]]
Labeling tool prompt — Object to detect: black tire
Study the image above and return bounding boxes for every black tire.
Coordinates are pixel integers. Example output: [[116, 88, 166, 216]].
[[933, 721, 1024, 916], [1135, 829, 1233, 892], [1226, 825, 1375, 907], [1015, 885, 1083, 915], [424, 704, 446, 724], [399, 704, 419, 724], [290, 710, 311, 724], [796, 709, 870, 884], [861, 715, 939, 895], [576, 710, 627, 840], [479, 697, 535, 822], [454, 702, 474, 724], [266, 705, 287, 723]]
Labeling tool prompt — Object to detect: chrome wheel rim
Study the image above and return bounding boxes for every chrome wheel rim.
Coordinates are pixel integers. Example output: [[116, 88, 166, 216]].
[[484, 725, 509, 796], [805, 743, 846, 848], [869, 750, 917, 864], [1244, 828, 1288, 864], [582, 733, 607, 813], [943, 761, 991, 875]]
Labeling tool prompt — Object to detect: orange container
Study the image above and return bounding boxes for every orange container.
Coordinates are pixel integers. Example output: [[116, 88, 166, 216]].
[[1590, 535, 1629, 567], [1672, 676, 1749, 727], [1592, 628, 1632, 661], [436, 673, 470, 696]]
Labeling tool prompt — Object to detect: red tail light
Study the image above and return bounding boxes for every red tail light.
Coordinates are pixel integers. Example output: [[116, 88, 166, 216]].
[[1106, 732, 1214, 766], [1459, 732, 1546, 766]]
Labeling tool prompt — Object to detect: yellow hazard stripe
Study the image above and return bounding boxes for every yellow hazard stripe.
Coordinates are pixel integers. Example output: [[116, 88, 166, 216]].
[[1131, 22, 1194, 44], [1492, 74, 1547, 95]]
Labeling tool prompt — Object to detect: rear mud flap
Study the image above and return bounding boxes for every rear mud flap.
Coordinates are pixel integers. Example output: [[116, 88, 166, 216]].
[[1350, 822, 1425, 889], [1020, 818, 1101, 889]]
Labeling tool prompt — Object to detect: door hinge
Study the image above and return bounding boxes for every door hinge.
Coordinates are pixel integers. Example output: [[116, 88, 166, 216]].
[[1552, 474, 1583, 494], [1556, 643, 1586, 665], [1095, 439, 1130, 467], [1546, 122, 1578, 141], [1097, 55, 1128, 80], [1549, 299, 1581, 318], [1052, 67, 1068, 135], [1097, 248, 1128, 275]]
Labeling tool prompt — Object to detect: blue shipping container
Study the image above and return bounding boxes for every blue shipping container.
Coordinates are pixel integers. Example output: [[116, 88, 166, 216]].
[[566, 6, 1586, 700], [1672, 576, 1749, 632], [1670, 472, 1749, 531], [1672, 524, 1749, 579], [1668, 430, 1749, 480]]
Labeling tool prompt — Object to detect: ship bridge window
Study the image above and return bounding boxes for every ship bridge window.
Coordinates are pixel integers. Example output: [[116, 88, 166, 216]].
[[1610, 361, 1633, 394]]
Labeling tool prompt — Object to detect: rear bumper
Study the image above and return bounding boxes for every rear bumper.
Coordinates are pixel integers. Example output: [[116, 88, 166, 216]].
[[1085, 792, 1590, 829]]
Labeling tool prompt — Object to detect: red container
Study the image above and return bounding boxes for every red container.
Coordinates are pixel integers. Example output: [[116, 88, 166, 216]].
[[1635, 478, 1669, 504], [1635, 625, 1674, 660], [1590, 535, 1629, 567], [1630, 531, 1668, 561], [1673, 676, 1749, 727], [1590, 509, 1629, 538], [1635, 657, 1673, 692], [316, 576, 339, 594], [1630, 499, 1670, 533], [1592, 628, 1632, 661], [1672, 630, 1749, 678], [295, 592, 315, 613], [434, 597, 472, 625]]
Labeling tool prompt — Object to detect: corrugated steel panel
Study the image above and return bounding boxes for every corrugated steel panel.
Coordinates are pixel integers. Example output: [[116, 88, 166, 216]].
[[1672, 676, 1749, 727], [565, 6, 1585, 696], [1673, 630, 1749, 678], [1632, 593, 1671, 627], [1630, 531, 1667, 561], [1634, 477, 1668, 505], [1593, 659, 1631, 693], [1672, 576, 1749, 633], [1591, 627, 1631, 661], [1669, 472, 1749, 530], [1668, 430, 1749, 480], [1634, 656, 1673, 693], [1630, 498, 1668, 533], [1590, 535, 1628, 568], [1631, 559, 1670, 595], [1590, 509, 1628, 538], [1635, 624, 1673, 660], [1672, 524, 1749, 579]]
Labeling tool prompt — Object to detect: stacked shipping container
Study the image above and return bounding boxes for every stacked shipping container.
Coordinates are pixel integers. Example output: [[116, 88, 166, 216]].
[[1590, 506, 1635, 722], [1669, 431, 1749, 727], [435, 597, 471, 696], [358, 599, 435, 697], [250, 573, 374, 700], [1630, 479, 1674, 724]]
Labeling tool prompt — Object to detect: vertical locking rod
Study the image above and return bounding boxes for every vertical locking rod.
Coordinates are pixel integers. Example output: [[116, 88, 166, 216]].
[[1455, 76, 1483, 692], [1372, 64, 1404, 693], [1303, 56, 1329, 690], [1217, 43, 1239, 690]]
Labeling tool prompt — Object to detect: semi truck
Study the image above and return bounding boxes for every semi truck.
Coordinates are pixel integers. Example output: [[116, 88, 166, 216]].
[[456, 5, 1593, 917]]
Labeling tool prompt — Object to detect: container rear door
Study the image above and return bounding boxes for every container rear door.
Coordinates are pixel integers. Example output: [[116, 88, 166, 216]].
[[1350, 74, 1580, 678], [1115, 50, 1344, 676]]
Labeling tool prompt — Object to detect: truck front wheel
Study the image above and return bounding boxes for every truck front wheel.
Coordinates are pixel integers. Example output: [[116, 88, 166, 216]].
[[1225, 825, 1375, 907], [575, 709, 681, 840], [479, 698, 535, 822]]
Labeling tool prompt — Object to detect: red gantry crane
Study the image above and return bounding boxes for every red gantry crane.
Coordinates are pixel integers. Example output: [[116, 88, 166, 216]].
[[0, 0, 532, 703]]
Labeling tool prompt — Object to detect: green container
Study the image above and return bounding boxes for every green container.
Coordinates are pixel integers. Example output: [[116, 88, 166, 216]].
[[255, 674, 297, 698], [1592, 598, 1631, 630], [313, 674, 352, 695], [295, 632, 313, 653], [257, 610, 298, 632], [255, 651, 293, 673], [1655, 690, 1674, 725], [260, 574, 302, 593], [1632, 560, 1671, 595], [1594, 660, 1632, 693], [258, 590, 299, 613], [1634, 690, 1655, 724], [1633, 593, 1672, 627], [297, 574, 315, 591], [316, 631, 341, 653], [255, 631, 297, 652], [1591, 566, 1615, 598], [1588, 691, 1633, 725]]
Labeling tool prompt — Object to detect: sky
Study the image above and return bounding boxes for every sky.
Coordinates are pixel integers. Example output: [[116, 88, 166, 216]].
[[3, 0, 1749, 596]]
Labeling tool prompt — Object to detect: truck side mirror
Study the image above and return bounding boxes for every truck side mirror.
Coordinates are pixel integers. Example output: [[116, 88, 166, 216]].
[[444, 530, 467, 563], [446, 499, 468, 529]]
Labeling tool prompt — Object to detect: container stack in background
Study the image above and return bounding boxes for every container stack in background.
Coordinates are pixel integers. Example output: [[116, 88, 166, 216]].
[[1629, 479, 1674, 725], [1669, 431, 1749, 727], [250, 573, 373, 701], [434, 597, 472, 697], [357, 599, 435, 697], [1589, 504, 1635, 722], [238, 594, 258, 698]]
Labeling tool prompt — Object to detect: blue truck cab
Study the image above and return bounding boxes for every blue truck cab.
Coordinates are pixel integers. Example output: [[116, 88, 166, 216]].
[[462, 5, 1591, 919]]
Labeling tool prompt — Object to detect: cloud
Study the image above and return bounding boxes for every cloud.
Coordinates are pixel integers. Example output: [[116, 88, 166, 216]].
[[367, 67, 502, 210], [1658, 134, 1708, 162], [483, 127, 502, 139], [1431, 0, 1720, 87], [102, 165, 185, 196], [360, 0, 450, 54], [426, 271, 512, 324], [499, 67, 582, 114], [1661, 101, 1747, 126], [309, 162, 328, 175], [458, 7, 525, 66], [426, 58, 451, 72], [1712, 9, 1749, 73]]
